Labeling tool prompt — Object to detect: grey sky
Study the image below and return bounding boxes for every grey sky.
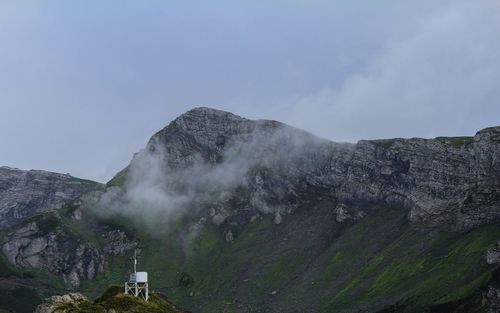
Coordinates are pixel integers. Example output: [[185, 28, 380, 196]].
[[0, 0, 499, 182]]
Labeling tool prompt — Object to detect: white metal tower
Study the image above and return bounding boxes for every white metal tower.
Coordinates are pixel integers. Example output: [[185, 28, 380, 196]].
[[124, 249, 149, 301]]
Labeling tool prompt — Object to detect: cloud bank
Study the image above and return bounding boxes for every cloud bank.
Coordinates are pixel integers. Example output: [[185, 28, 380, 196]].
[[282, 0, 500, 142], [92, 124, 328, 232]]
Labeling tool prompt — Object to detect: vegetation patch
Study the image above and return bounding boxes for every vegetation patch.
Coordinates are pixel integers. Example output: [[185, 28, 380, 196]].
[[36, 213, 62, 234], [0, 287, 41, 313], [434, 136, 474, 147], [105, 167, 130, 188], [368, 139, 397, 149], [321, 224, 500, 312]]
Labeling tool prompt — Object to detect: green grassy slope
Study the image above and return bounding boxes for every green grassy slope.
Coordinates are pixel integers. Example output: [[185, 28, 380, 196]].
[[78, 201, 500, 313], [321, 224, 500, 312], [1, 199, 499, 313]]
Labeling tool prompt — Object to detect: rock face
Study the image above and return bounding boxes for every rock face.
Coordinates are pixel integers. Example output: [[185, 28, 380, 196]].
[[485, 285, 500, 313], [1, 220, 105, 288], [487, 241, 500, 264], [34, 293, 88, 313], [334, 204, 365, 223], [101, 229, 138, 255], [113, 107, 500, 232], [0, 167, 101, 229]]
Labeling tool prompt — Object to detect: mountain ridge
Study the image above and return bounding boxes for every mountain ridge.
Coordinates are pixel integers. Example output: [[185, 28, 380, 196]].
[[0, 166, 102, 229], [112, 107, 500, 232]]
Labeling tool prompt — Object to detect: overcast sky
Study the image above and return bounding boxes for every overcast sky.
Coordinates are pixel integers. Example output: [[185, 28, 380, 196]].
[[1, 0, 499, 182]]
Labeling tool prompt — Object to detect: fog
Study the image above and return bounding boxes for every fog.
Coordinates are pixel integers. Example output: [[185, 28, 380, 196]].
[[92, 123, 328, 230]]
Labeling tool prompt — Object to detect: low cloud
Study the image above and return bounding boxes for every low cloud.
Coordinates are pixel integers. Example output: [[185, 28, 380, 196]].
[[91, 124, 327, 232], [283, 0, 500, 142]]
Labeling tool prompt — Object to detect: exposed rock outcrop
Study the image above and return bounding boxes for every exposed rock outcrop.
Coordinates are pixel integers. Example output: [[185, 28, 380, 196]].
[[101, 230, 138, 255], [1, 220, 105, 288], [487, 241, 500, 264], [0, 167, 102, 229], [484, 285, 500, 313], [225, 230, 234, 242], [334, 204, 365, 223], [34, 293, 88, 313]]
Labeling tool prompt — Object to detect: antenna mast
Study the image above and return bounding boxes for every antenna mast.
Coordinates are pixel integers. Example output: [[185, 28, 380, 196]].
[[134, 249, 137, 273], [125, 248, 149, 301]]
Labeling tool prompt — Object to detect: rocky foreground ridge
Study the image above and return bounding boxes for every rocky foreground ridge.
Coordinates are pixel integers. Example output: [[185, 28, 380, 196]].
[[34, 286, 185, 313]]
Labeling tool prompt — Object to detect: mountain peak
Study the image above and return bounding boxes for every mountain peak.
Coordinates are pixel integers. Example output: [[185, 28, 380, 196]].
[[182, 106, 245, 117], [173, 107, 251, 130], [149, 107, 268, 153]]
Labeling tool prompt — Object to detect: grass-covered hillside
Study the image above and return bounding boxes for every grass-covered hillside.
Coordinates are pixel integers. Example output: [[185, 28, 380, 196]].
[[77, 200, 500, 313], [2, 191, 499, 313]]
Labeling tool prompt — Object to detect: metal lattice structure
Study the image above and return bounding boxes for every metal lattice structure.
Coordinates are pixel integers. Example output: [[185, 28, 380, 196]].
[[124, 281, 149, 301], [124, 250, 149, 301]]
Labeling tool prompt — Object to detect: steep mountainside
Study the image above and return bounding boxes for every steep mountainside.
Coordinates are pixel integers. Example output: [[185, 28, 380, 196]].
[[1, 107, 500, 313], [0, 169, 103, 312], [109, 107, 500, 231]]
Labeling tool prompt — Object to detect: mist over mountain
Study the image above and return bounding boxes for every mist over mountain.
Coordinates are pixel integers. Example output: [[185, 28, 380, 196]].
[[1, 108, 500, 313], [98, 107, 500, 232]]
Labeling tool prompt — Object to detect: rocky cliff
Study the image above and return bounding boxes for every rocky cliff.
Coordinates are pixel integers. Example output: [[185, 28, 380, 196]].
[[0, 167, 102, 229], [0, 207, 138, 289], [1, 219, 105, 288], [111, 107, 500, 232]]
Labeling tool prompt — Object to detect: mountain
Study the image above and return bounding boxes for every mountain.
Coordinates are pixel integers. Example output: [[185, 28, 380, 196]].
[[1, 107, 500, 313], [0, 169, 103, 312], [109, 107, 500, 231], [0, 167, 102, 229]]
